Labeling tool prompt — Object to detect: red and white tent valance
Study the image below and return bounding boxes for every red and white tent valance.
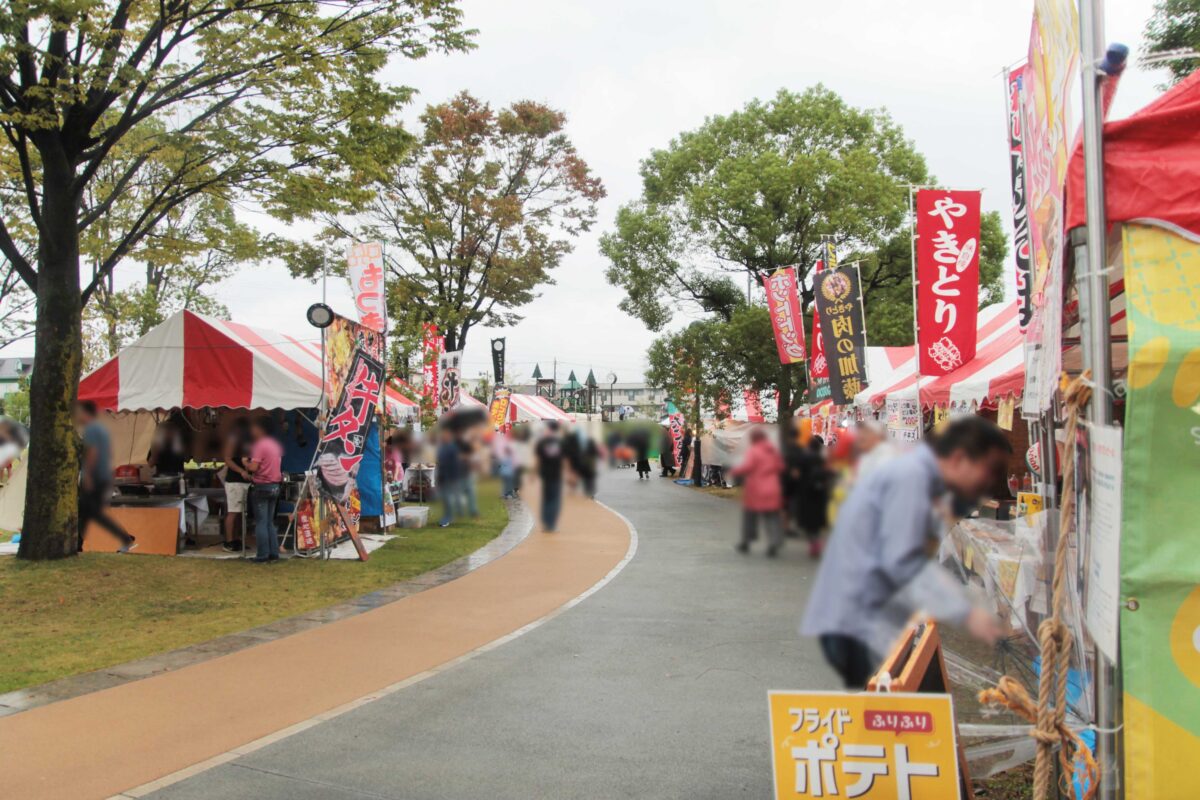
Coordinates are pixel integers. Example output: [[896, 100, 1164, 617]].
[[508, 393, 572, 423], [80, 311, 325, 411], [456, 393, 487, 411]]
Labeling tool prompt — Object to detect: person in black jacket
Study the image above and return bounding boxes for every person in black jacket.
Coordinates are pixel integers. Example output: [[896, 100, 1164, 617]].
[[659, 427, 676, 477]]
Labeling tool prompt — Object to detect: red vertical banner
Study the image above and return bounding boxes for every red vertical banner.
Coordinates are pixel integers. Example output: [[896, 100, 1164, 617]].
[[743, 389, 765, 423], [420, 323, 441, 414], [764, 267, 807, 365], [915, 189, 981, 376], [808, 259, 831, 402]]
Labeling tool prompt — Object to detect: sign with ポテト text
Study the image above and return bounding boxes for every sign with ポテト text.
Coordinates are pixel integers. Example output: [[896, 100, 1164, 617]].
[[768, 691, 960, 799]]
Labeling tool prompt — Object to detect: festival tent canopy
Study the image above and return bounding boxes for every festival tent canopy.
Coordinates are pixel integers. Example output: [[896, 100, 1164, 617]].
[[1065, 68, 1200, 242], [507, 392, 572, 423], [79, 310, 324, 411], [456, 393, 487, 411], [384, 381, 419, 418]]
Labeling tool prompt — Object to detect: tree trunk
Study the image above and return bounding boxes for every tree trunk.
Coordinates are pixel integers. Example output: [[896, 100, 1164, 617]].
[[18, 155, 84, 560]]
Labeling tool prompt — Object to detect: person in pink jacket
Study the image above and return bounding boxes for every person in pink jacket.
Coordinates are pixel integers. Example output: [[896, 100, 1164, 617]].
[[731, 427, 786, 557]]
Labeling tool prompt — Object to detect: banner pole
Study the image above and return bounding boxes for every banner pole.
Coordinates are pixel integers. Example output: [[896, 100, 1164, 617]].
[[1077, 0, 1121, 795], [908, 186, 923, 437]]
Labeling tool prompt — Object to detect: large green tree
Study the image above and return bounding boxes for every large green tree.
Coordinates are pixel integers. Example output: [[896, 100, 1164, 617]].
[[606, 86, 1007, 413], [0, 0, 471, 559], [1143, 0, 1200, 85], [286, 91, 605, 359]]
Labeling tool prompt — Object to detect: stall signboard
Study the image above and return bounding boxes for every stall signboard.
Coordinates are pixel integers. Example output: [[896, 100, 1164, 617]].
[[1119, 224, 1200, 800], [886, 397, 921, 442], [1004, 66, 1034, 330], [768, 691, 960, 800], [491, 337, 506, 383], [915, 189, 982, 377], [489, 387, 512, 430], [438, 349, 462, 414], [766, 267, 807, 365], [325, 314, 385, 407], [346, 242, 387, 333], [814, 264, 869, 406]]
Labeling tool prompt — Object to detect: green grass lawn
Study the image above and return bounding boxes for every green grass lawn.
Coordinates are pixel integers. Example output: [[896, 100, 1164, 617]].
[[0, 480, 507, 693]]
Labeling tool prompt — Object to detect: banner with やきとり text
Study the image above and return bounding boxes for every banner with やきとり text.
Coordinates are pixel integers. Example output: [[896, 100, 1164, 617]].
[[768, 691, 960, 799], [346, 242, 387, 333], [765, 267, 807, 365], [1119, 223, 1200, 800], [915, 189, 981, 377]]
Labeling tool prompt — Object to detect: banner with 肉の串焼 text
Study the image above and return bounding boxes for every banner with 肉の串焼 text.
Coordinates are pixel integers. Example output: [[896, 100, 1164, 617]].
[[1119, 223, 1200, 800], [765, 267, 807, 365], [768, 690, 960, 799], [915, 189, 981, 377], [813, 264, 868, 406]]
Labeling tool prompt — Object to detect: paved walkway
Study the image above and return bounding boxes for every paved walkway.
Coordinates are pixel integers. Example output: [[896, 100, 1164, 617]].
[[147, 472, 837, 799], [0, 488, 630, 800]]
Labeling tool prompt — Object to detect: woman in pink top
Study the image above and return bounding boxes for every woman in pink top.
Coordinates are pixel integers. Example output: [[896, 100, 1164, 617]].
[[246, 417, 284, 562], [730, 427, 786, 557]]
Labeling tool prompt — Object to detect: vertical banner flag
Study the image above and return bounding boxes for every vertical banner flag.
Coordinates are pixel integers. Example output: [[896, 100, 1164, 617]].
[[1119, 224, 1200, 800], [438, 349, 462, 413], [809, 260, 831, 403], [489, 387, 512, 431], [668, 412, 685, 465], [314, 346, 384, 561], [490, 337, 506, 384], [1020, 0, 1078, 414], [743, 389, 765, 423], [421, 323, 440, 410], [765, 267, 807, 365], [1005, 66, 1034, 330], [814, 265, 869, 405], [915, 189, 982, 376], [346, 242, 387, 332]]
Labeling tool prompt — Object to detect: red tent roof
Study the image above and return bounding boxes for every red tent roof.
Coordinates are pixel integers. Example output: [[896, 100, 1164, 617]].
[[1066, 69, 1200, 240]]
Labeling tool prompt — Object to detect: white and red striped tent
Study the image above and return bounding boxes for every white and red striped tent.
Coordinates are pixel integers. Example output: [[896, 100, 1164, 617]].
[[455, 393, 487, 411], [507, 393, 572, 423], [80, 310, 326, 411], [385, 380, 420, 419]]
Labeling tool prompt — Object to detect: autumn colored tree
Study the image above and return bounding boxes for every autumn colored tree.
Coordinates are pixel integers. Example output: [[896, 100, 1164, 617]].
[[287, 92, 605, 356], [0, 0, 471, 559]]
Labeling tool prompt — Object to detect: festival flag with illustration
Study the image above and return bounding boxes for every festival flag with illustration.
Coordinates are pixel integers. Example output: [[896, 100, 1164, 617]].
[[814, 264, 869, 405], [765, 267, 807, 365], [1119, 223, 1200, 800], [346, 242, 387, 333], [915, 189, 982, 376], [809, 257, 832, 403]]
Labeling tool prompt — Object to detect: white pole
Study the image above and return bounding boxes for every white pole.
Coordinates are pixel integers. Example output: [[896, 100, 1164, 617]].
[[1078, 1, 1121, 796], [908, 187, 923, 438]]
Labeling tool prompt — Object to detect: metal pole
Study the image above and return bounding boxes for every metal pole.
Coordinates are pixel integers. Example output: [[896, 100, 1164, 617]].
[[908, 187, 924, 438], [1077, 1, 1121, 795]]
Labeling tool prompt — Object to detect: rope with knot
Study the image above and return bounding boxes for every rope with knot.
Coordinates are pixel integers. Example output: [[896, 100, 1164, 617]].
[[978, 373, 1099, 800]]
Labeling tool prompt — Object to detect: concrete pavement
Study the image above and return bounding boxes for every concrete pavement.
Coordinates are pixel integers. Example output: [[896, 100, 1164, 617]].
[[149, 472, 838, 799]]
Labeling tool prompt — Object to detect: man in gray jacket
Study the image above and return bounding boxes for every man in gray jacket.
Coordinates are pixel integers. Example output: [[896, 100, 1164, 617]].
[[801, 415, 1009, 687]]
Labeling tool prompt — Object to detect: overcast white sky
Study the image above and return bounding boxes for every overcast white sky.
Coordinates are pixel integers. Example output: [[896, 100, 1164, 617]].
[[20, 0, 1171, 382]]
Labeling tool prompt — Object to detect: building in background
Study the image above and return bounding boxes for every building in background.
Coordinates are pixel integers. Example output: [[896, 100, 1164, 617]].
[[0, 358, 33, 397]]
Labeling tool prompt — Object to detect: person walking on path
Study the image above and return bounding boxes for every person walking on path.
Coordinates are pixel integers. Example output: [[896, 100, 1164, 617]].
[[731, 427, 785, 557], [800, 416, 1009, 688], [75, 400, 136, 553], [492, 431, 517, 499], [436, 428, 463, 527], [246, 417, 284, 562], [631, 429, 652, 480], [797, 435, 832, 557], [658, 426, 676, 477], [678, 428, 692, 479], [535, 422, 566, 532]]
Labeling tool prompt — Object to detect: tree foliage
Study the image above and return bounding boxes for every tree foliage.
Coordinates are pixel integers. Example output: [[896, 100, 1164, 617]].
[[1143, 0, 1200, 85], [0, 0, 472, 559], [285, 91, 604, 358], [601, 86, 930, 332]]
